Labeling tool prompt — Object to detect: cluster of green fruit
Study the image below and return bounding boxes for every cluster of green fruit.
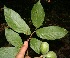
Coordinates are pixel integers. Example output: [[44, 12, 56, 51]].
[[40, 42, 57, 58]]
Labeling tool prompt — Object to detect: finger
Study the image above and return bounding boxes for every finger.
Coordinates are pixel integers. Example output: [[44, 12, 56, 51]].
[[16, 41, 28, 58]]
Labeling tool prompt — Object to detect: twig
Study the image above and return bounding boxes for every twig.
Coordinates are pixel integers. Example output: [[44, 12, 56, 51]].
[[27, 31, 36, 41]]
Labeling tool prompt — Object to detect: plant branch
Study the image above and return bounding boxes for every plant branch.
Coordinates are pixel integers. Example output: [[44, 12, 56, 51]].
[[27, 30, 36, 41]]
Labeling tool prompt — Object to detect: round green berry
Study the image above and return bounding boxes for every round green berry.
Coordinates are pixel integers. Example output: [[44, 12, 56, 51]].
[[45, 51, 57, 58], [40, 42, 49, 54]]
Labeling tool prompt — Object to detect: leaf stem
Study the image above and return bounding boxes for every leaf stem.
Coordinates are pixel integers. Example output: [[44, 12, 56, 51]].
[[27, 31, 36, 41], [34, 55, 43, 58]]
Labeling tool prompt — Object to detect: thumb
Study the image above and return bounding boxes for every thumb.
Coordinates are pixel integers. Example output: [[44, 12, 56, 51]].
[[16, 41, 28, 58]]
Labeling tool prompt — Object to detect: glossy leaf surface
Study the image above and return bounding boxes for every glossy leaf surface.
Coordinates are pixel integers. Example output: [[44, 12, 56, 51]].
[[4, 6, 31, 35], [36, 26, 68, 40], [0, 47, 18, 58], [30, 38, 42, 54], [5, 28, 23, 48], [31, 0, 45, 28]]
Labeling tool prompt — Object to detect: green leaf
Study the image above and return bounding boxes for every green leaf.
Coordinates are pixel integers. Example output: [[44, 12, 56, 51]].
[[5, 28, 23, 48], [30, 38, 42, 54], [4, 6, 31, 35], [31, 0, 45, 28], [36, 26, 68, 40], [0, 47, 18, 58]]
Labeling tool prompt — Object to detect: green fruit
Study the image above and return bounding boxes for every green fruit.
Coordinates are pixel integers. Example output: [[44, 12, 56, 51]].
[[40, 42, 49, 54], [45, 51, 57, 58]]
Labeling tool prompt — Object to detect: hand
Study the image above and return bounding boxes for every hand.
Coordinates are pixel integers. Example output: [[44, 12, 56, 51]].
[[16, 41, 31, 58]]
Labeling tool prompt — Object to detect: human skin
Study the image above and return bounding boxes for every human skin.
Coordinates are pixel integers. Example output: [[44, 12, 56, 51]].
[[15, 41, 31, 58]]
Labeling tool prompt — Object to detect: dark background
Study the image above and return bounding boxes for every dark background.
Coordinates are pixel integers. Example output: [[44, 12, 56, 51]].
[[0, 0, 70, 58]]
